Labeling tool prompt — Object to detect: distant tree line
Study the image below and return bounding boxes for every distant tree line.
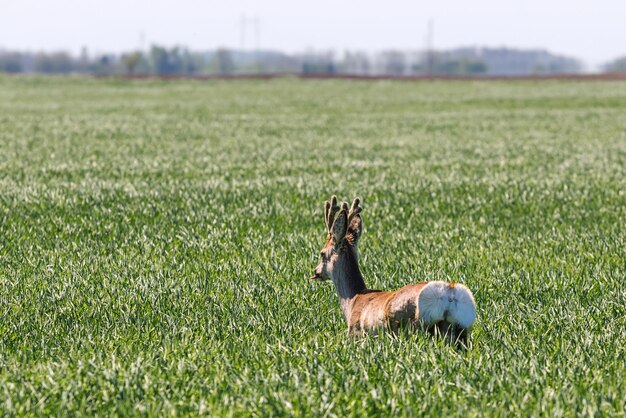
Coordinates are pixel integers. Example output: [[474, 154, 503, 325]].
[[0, 46, 208, 75], [603, 56, 626, 72], [1, 45, 614, 76]]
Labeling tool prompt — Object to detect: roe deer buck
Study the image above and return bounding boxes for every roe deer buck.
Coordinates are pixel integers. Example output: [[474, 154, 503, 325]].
[[310, 196, 476, 344]]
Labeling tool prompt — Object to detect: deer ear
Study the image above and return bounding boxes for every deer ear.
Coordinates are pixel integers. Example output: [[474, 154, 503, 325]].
[[346, 197, 363, 245], [330, 209, 348, 245], [347, 214, 362, 245]]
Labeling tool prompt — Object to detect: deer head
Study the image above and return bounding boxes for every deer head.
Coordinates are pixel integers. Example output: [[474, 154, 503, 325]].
[[310, 196, 363, 286]]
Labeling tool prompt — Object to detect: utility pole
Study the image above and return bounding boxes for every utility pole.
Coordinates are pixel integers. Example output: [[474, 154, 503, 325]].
[[240, 14, 247, 50], [240, 15, 260, 51], [240, 14, 262, 73], [253, 16, 261, 51], [426, 19, 434, 75]]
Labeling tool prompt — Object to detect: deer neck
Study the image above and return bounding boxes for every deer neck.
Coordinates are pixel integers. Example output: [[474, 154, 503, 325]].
[[330, 246, 367, 322]]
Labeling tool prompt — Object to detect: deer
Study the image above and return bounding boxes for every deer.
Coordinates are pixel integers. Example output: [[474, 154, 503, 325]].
[[309, 196, 476, 345]]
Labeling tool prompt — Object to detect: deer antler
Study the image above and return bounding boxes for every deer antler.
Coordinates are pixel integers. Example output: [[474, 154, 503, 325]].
[[348, 197, 362, 223], [325, 196, 362, 235], [325, 195, 340, 233]]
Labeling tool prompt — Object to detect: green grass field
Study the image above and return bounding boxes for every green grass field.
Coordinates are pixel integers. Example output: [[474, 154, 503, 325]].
[[1, 76, 625, 416]]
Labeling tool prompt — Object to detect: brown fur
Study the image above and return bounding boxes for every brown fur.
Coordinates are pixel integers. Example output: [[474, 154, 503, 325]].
[[346, 283, 430, 335]]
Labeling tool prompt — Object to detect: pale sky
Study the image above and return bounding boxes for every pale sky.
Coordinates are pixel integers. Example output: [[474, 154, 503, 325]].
[[1, 0, 625, 69]]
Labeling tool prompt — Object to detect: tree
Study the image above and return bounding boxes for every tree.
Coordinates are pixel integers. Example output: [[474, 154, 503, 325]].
[[213, 49, 235, 75], [0, 52, 23, 73], [91, 55, 116, 75], [122, 51, 142, 74], [33, 52, 73, 73], [339, 51, 370, 75], [150, 46, 172, 74], [149, 45, 199, 75], [433, 58, 487, 75], [381, 50, 406, 75], [603, 57, 626, 72]]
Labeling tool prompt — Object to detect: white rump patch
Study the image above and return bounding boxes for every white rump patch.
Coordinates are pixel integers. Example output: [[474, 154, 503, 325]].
[[418, 281, 476, 329]]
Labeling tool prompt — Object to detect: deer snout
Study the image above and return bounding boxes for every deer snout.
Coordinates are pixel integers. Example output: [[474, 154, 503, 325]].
[[309, 262, 324, 280]]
